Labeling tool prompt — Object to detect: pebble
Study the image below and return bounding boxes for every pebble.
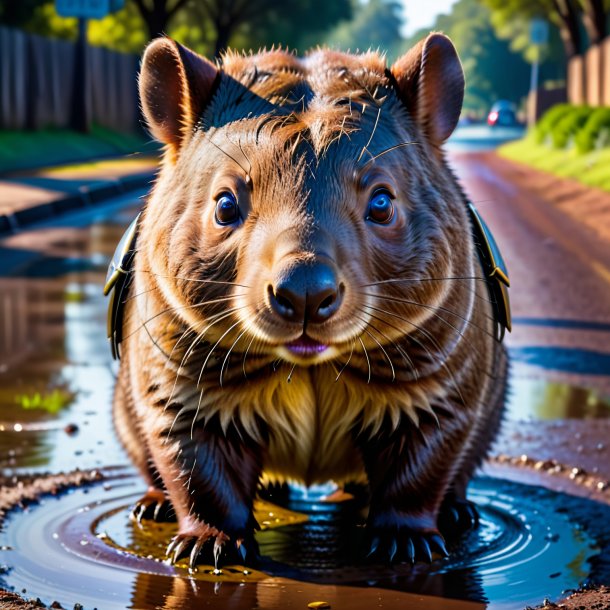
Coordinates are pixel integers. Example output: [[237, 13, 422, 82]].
[[308, 603, 331, 609], [64, 423, 79, 435]]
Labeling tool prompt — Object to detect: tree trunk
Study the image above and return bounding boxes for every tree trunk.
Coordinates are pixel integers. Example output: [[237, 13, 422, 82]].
[[144, 10, 171, 39], [552, 0, 583, 59], [213, 22, 232, 58], [580, 0, 607, 45]]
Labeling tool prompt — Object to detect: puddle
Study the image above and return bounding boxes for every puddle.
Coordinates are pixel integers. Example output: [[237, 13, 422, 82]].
[[1, 200, 610, 608], [506, 377, 610, 421], [0, 473, 608, 609]]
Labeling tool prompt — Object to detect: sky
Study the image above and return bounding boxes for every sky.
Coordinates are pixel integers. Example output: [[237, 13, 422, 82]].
[[400, 0, 459, 36]]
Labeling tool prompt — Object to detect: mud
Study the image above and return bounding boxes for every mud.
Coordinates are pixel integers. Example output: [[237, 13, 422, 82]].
[[529, 586, 610, 609]]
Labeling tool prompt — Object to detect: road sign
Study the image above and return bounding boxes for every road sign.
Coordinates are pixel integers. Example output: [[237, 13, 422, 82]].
[[55, 0, 124, 19], [530, 18, 549, 46]]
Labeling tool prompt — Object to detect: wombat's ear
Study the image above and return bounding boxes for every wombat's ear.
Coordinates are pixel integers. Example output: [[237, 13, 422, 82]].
[[391, 33, 464, 146], [139, 38, 218, 148]]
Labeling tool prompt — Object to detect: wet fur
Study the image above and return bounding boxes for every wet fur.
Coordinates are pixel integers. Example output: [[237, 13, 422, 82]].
[[114, 37, 508, 564]]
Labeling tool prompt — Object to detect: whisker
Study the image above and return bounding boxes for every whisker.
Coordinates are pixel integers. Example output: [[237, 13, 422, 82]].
[[163, 306, 248, 427], [220, 326, 250, 387], [358, 336, 371, 384], [136, 268, 250, 289], [361, 141, 419, 166], [335, 340, 355, 382], [357, 105, 382, 162], [122, 294, 246, 343], [196, 319, 244, 388], [242, 334, 257, 379], [287, 362, 297, 383], [354, 308, 418, 380], [361, 275, 496, 305], [190, 318, 245, 439], [358, 291, 496, 339], [353, 313, 395, 381], [361, 275, 487, 288]]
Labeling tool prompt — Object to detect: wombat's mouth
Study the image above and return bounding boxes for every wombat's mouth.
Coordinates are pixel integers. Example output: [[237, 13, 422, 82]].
[[285, 334, 328, 356]]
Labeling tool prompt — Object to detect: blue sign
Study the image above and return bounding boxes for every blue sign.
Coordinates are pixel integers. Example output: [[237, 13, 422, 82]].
[[55, 0, 124, 19]]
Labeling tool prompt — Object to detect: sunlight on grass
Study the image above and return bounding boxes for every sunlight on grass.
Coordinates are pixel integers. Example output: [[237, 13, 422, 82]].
[[14, 387, 77, 415], [499, 136, 610, 192]]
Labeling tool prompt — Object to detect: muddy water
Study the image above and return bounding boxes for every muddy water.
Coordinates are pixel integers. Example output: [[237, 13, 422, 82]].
[[0, 199, 609, 609]]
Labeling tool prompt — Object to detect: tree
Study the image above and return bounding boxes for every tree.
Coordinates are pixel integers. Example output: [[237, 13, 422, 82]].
[[323, 0, 405, 60], [577, 0, 609, 45], [479, 0, 583, 59], [131, 0, 191, 40], [405, 0, 537, 114], [187, 0, 352, 58]]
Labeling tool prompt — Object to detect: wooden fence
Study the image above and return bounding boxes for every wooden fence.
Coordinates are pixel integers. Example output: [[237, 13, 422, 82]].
[[568, 36, 610, 106], [0, 26, 141, 132]]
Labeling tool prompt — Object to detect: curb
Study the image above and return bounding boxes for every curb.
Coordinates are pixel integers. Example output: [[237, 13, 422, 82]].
[[0, 172, 155, 236]]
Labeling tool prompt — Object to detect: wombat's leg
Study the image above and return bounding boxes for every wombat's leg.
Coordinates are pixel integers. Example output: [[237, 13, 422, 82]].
[[150, 415, 265, 569], [114, 369, 174, 522], [439, 349, 508, 537], [357, 411, 473, 564]]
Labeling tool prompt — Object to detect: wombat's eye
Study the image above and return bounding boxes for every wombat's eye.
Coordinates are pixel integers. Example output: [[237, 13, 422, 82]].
[[214, 192, 240, 225], [366, 189, 394, 224]]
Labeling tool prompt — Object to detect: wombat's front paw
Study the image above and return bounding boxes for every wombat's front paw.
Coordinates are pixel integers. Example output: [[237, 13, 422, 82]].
[[365, 511, 448, 564], [130, 487, 175, 523], [166, 520, 258, 569], [438, 496, 479, 537]]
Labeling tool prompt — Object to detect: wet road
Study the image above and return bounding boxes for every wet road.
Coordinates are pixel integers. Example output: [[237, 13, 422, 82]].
[[449, 151, 610, 398], [1, 140, 610, 609]]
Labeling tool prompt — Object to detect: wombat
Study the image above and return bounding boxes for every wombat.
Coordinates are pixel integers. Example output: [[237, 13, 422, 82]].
[[107, 33, 510, 568]]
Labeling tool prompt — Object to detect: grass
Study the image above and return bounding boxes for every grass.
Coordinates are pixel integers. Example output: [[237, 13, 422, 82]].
[[0, 124, 156, 175], [498, 135, 610, 192], [14, 386, 76, 415]]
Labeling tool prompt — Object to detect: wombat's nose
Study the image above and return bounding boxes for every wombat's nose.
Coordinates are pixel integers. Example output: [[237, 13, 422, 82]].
[[269, 263, 343, 324]]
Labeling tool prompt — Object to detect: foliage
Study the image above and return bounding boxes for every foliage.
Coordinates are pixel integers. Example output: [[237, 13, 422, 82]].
[[404, 0, 531, 115], [550, 105, 593, 148], [323, 0, 405, 60], [499, 136, 610, 191], [574, 107, 610, 152], [533, 103, 574, 143], [478, 0, 582, 58], [15, 387, 76, 415]]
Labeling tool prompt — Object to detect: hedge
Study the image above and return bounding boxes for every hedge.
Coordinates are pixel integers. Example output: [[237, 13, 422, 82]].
[[574, 107, 610, 153]]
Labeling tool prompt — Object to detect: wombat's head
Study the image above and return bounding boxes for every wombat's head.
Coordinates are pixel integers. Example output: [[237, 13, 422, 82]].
[[138, 35, 473, 380]]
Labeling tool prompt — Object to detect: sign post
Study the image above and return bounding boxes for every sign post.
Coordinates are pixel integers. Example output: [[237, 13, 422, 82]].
[[55, 0, 125, 132], [528, 18, 549, 127]]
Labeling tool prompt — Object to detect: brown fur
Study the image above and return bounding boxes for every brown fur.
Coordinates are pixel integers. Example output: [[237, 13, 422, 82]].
[[114, 34, 508, 565]]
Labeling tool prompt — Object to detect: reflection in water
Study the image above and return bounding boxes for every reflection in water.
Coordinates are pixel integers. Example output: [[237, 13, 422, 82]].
[[0, 214, 132, 473], [507, 377, 610, 420], [2, 474, 608, 610]]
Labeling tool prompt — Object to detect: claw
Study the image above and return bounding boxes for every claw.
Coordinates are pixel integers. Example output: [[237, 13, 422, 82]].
[[166, 536, 180, 558], [406, 537, 415, 564], [418, 537, 432, 563], [465, 504, 479, 528], [237, 540, 247, 562], [172, 538, 190, 563], [388, 538, 398, 562], [367, 536, 381, 557], [429, 533, 449, 557], [449, 507, 460, 524], [189, 537, 206, 570], [153, 502, 164, 522]]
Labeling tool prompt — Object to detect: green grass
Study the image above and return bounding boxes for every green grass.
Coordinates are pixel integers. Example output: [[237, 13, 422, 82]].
[[14, 387, 76, 415], [0, 124, 156, 174], [499, 135, 610, 192]]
